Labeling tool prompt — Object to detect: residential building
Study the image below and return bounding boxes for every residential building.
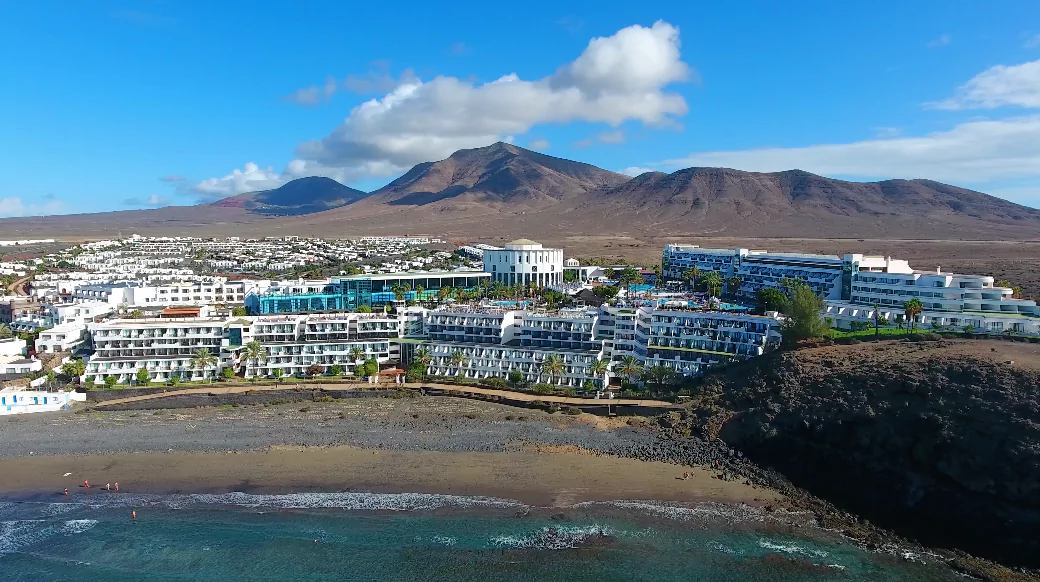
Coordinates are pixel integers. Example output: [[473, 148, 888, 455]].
[[36, 323, 89, 354], [646, 310, 782, 376], [86, 316, 225, 384]]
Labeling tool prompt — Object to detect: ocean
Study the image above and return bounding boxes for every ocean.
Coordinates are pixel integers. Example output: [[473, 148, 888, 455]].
[[0, 492, 959, 581]]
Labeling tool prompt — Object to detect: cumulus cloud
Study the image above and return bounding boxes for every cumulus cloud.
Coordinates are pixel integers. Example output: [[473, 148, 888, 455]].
[[123, 194, 172, 208], [196, 21, 691, 197], [193, 163, 284, 199], [528, 139, 551, 150], [871, 127, 902, 138], [657, 116, 1040, 188], [928, 60, 1040, 110], [0, 197, 65, 218], [1025, 34, 1040, 49], [926, 33, 951, 48], [342, 66, 419, 95], [597, 130, 625, 144]]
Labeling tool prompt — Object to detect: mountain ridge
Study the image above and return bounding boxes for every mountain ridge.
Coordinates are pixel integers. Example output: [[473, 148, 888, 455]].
[[1, 143, 1038, 242]]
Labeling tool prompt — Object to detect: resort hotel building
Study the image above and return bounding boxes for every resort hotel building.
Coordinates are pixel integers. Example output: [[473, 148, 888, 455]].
[[482, 239, 564, 287], [663, 244, 1040, 334]]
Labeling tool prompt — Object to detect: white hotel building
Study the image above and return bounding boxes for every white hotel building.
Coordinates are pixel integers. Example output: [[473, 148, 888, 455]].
[[663, 244, 1040, 335], [483, 239, 564, 287]]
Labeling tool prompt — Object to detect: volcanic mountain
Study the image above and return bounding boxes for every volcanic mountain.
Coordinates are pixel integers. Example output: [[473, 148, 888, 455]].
[[2, 142, 1040, 244], [211, 176, 369, 216]]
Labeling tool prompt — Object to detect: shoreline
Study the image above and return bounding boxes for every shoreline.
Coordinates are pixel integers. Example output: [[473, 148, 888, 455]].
[[0, 445, 777, 508]]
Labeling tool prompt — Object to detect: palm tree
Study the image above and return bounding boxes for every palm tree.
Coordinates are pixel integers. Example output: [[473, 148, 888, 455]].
[[241, 340, 267, 378], [903, 298, 924, 335], [189, 348, 218, 381], [683, 266, 700, 292], [617, 355, 643, 387], [872, 302, 883, 339], [414, 285, 425, 305], [437, 286, 454, 302], [588, 358, 610, 389], [725, 277, 742, 296], [0, 324, 13, 339], [392, 284, 404, 301], [540, 354, 565, 386], [701, 271, 723, 298], [449, 349, 468, 379], [413, 346, 433, 382]]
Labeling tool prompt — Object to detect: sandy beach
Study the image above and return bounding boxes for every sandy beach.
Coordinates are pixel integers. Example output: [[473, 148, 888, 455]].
[[0, 445, 774, 507], [0, 396, 775, 507]]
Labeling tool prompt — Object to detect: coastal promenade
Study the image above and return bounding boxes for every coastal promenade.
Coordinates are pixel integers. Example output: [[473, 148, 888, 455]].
[[87, 382, 675, 409]]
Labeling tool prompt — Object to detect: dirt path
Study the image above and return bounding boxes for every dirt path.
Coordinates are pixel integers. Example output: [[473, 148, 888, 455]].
[[88, 382, 675, 409]]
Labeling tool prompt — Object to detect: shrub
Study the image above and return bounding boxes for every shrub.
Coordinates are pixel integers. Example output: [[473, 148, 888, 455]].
[[483, 377, 507, 390], [221, 367, 235, 380], [532, 383, 554, 395], [560, 406, 581, 416], [329, 365, 343, 376], [103, 376, 118, 388], [560, 387, 577, 397]]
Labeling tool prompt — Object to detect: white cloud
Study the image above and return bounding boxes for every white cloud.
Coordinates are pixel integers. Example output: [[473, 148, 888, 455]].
[[659, 116, 1040, 187], [0, 197, 65, 218], [1025, 34, 1040, 49], [928, 60, 1040, 110], [197, 21, 691, 196], [927, 33, 951, 48], [621, 166, 654, 176], [123, 194, 172, 208], [597, 130, 625, 144], [193, 163, 284, 199], [871, 126, 902, 138], [342, 67, 419, 95], [528, 139, 550, 150], [283, 76, 338, 106]]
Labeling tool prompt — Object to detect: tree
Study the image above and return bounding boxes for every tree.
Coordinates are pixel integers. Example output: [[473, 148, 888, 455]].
[[330, 364, 344, 376], [700, 271, 723, 298], [588, 358, 610, 389], [644, 365, 677, 395], [996, 279, 1012, 289], [349, 345, 366, 365], [61, 358, 86, 380], [272, 368, 284, 384], [618, 268, 641, 294], [413, 346, 432, 382], [1012, 286, 1023, 299], [221, 367, 235, 380], [604, 268, 617, 281], [725, 277, 742, 296], [128, 310, 143, 319], [189, 348, 218, 380], [392, 284, 404, 301], [415, 285, 425, 305], [756, 288, 787, 314], [45, 370, 56, 388], [231, 306, 248, 316], [781, 282, 830, 343], [438, 286, 454, 302], [136, 368, 151, 384], [507, 370, 524, 389], [0, 324, 13, 339], [449, 349, 468, 378], [241, 340, 267, 378], [306, 364, 324, 378], [903, 298, 924, 335], [617, 356, 643, 387], [356, 305, 373, 313], [364, 358, 379, 377], [962, 323, 975, 336], [683, 266, 700, 291], [104, 375, 118, 388], [592, 285, 619, 300], [872, 303, 884, 339], [540, 354, 565, 385]]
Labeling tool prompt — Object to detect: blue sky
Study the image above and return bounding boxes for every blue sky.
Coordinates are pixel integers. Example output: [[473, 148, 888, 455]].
[[2, 0, 1040, 217]]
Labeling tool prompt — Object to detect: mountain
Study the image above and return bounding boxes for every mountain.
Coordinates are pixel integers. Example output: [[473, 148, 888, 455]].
[[366, 141, 629, 209], [2, 144, 1039, 245], [554, 167, 1040, 238], [211, 176, 369, 216]]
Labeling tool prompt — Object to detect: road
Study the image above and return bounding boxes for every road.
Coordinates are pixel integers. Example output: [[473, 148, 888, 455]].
[[88, 381, 675, 409], [5, 274, 31, 296]]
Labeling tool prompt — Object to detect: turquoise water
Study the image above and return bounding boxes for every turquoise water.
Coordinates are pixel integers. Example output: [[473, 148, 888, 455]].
[[0, 493, 957, 581]]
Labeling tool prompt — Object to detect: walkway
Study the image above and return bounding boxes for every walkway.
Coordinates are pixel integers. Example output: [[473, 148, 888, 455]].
[[88, 382, 674, 409]]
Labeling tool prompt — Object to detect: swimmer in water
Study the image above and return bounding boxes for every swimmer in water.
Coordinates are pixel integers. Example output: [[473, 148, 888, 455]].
[[131, 510, 137, 521]]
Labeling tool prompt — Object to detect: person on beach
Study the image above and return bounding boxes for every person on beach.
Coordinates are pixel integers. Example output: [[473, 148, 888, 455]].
[[106, 483, 111, 491], [114, 482, 119, 492], [83, 480, 89, 488], [63, 488, 68, 496]]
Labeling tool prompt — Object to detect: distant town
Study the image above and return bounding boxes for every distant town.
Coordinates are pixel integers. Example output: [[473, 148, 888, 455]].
[[1, 234, 1037, 414]]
